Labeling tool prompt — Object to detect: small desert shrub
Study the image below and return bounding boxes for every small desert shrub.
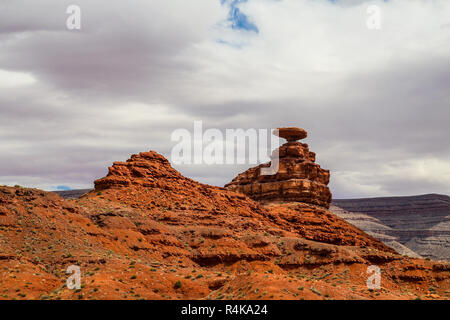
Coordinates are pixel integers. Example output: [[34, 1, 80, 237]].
[[173, 281, 182, 289]]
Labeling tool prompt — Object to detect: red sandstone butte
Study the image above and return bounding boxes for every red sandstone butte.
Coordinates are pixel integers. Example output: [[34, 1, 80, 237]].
[[225, 127, 332, 208], [0, 130, 448, 300]]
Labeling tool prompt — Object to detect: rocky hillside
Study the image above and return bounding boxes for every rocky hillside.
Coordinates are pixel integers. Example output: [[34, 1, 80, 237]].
[[1, 150, 448, 300], [331, 195, 450, 262], [56, 190, 450, 262]]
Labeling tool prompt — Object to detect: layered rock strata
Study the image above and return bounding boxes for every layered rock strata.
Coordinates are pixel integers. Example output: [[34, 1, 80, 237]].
[[332, 194, 450, 261], [1, 150, 449, 300], [225, 127, 332, 208]]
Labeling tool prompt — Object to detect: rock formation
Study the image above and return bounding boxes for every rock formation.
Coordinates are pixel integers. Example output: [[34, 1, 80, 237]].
[[225, 127, 332, 208], [0, 150, 449, 300], [94, 151, 186, 191]]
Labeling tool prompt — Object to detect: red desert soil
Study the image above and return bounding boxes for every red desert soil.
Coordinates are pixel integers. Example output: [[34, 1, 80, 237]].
[[0, 151, 448, 300]]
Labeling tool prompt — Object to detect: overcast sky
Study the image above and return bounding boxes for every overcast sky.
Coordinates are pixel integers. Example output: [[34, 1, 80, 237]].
[[0, 0, 449, 198]]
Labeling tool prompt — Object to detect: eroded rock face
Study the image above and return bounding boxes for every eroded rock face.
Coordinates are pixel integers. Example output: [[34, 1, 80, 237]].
[[225, 127, 332, 208], [94, 151, 184, 191], [1, 151, 449, 300]]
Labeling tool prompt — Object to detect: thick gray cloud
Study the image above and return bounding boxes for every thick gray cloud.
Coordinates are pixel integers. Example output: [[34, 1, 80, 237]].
[[0, 0, 449, 198]]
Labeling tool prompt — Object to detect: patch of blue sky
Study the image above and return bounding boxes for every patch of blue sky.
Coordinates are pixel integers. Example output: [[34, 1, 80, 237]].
[[221, 0, 259, 33], [56, 185, 71, 191]]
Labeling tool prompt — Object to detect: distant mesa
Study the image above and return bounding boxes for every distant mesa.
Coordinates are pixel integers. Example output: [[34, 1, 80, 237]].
[[55, 188, 91, 199], [225, 126, 332, 208]]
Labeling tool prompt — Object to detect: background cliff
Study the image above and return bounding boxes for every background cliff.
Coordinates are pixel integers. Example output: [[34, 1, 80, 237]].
[[331, 194, 450, 262]]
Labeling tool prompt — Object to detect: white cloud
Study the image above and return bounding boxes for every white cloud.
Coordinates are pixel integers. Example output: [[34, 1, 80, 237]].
[[0, 69, 35, 87], [0, 0, 449, 197]]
